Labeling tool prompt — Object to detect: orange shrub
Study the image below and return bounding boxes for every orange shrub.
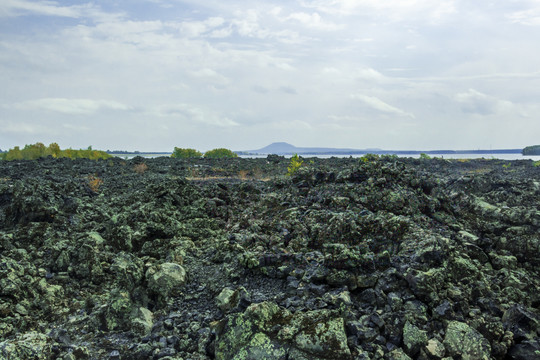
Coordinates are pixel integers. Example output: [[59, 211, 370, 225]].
[[134, 163, 148, 174], [88, 174, 103, 193]]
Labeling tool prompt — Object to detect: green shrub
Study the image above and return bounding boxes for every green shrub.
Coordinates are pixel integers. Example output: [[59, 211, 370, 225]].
[[287, 154, 303, 176], [360, 154, 379, 163], [419, 153, 431, 160], [171, 147, 202, 158], [204, 148, 238, 158]]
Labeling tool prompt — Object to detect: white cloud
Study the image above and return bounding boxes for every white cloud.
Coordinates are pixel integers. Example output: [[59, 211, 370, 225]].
[[179, 17, 226, 37], [300, 0, 456, 22], [154, 104, 239, 127], [72, 20, 167, 48], [507, 4, 540, 25], [355, 68, 388, 82], [228, 9, 305, 43], [232, 9, 266, 38], [351, 94, 415, 118], [2, 121, 46, 134], [454, 89, 524, 116], [0, 0, 122, 22], [0, 0, 82, 18], [12, 98, 131, 115], [328, 115, 371, 124], [286, 12, 343, 30], [189, 68, 230, 86], [322, 67, 341, 74]]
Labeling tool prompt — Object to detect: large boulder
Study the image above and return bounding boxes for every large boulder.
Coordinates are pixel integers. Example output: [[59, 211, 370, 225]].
[[0, 332, 52, 360], [214, 301, 351, 360], [443, 321, 491, 360], [403, 321, 428, 356], [92, 289, 153, 335], [146, 262, 187, 301]]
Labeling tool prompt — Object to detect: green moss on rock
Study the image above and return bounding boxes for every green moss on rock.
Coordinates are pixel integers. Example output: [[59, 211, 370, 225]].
[[0, 332, 52, 360], [215, 301, 351, 360], [146, 262, 187, 300], [233, 332, 287, 360], [403, 321, 428, 356], [443, 321, 491, 360]]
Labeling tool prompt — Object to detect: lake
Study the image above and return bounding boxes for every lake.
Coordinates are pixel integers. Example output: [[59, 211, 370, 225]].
[[113, 153, 540, 161], [239, 153, 540, 161]]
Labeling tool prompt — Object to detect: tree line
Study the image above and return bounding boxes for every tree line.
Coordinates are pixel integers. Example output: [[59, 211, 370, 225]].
[[0, 143, 111, 161], [0, 143, 239, 161], [522, 145, 540, 155], [171, 147, 237, 159]]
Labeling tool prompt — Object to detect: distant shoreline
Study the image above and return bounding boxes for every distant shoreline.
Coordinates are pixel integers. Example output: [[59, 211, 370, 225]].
[[240, 142, 526, 157], [107, 149, 524, 156], [237, 149, 524, 156]]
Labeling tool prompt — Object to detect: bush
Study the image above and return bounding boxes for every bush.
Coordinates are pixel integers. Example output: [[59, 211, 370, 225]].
[[133, 163, 149, 174], [171, 147, 202, 159], [287, 154, 303, 176], [360, 154, 379, 163], [204, 148, 238, 158]]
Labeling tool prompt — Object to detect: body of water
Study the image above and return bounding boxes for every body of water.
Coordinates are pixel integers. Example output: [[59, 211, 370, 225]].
[[113, 153, 540, 161], [240, 153, 540, 161]]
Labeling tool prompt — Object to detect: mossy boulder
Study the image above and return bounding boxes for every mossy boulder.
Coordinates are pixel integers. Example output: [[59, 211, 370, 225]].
[[0, 332, 52, 359], [403, 321, 428, 356], [0, 256, 26, 300], [110, 252, 144, 290], [292, 311, 351, 359], [92, 289, 153, 335], [216, 286, 248, 313], [146, 262, 187, 301], [214, 301, 351, 360], [443, 321, 491, 360]]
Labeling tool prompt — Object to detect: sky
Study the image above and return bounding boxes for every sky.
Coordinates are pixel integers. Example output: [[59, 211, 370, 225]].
[[1, 0, 540, 152]]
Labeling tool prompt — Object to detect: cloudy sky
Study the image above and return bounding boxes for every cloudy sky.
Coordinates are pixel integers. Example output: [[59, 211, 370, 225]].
[[1, 0, 540, 152]]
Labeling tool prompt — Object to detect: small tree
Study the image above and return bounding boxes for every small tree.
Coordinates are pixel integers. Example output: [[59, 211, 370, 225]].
[[22, 142, 48, 160], [4, 146, 23, 161], [204, 148, 238, 158], [287, 154, 303, 176], [48, 143, 61, 158], [171, 147, 202, 158]]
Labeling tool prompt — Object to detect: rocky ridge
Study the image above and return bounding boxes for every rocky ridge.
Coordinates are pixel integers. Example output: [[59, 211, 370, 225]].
[[0, 155, 539, 359]]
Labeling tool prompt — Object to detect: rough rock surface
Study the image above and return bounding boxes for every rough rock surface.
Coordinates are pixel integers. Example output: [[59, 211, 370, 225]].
[[1, 155, 540, 359]]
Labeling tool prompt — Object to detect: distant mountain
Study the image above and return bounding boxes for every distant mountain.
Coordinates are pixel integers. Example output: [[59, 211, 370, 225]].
[[242, 142, 522, 156], [246, 142, 361, 155], [256, 142, 298, 154]]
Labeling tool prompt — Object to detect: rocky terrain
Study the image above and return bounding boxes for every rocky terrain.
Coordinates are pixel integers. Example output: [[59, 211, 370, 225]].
[[0, 155, 539, 360]]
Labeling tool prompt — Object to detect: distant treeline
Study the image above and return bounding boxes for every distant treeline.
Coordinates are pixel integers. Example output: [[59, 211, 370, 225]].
[[171, 147, 237, 158], [522, 145, 540, 155], [0, 143, 112, 161], [107, 150, 141, 154]]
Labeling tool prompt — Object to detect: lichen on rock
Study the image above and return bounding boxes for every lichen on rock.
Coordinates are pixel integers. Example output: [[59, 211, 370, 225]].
[[214, 301, 350, 360], [443, 320, 491, 360]]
